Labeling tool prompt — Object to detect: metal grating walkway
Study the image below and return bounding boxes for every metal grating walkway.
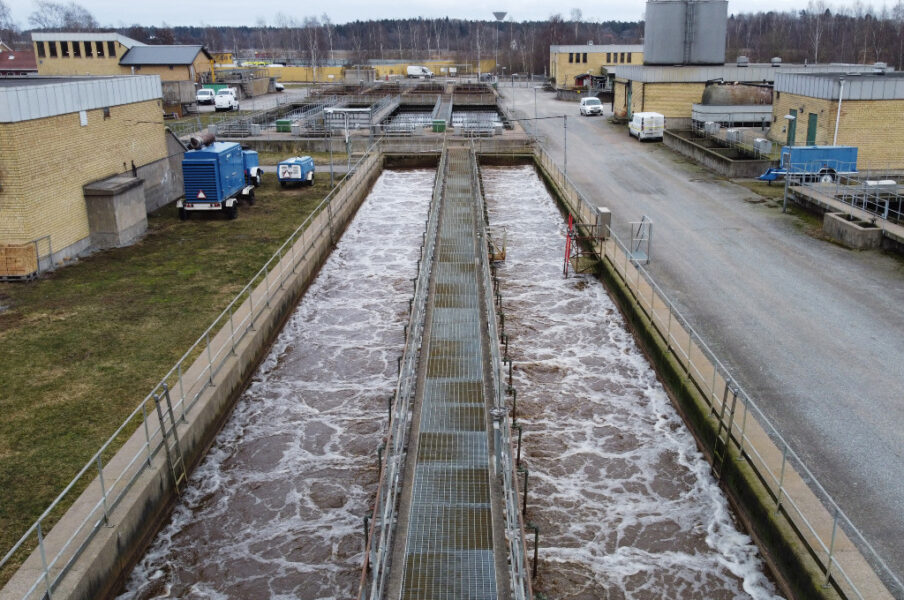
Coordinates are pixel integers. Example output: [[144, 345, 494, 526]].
[[399, 147, 498, 600]]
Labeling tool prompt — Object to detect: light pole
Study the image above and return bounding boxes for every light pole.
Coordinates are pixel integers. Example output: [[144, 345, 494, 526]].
[[493, 11, 506, 76]]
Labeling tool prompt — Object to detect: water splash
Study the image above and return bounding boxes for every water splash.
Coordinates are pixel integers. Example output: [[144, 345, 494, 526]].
[[482, 165, 782, 600], [118, 169, 435, 600]]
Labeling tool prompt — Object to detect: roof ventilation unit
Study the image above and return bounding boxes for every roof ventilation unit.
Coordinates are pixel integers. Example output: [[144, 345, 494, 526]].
[[737, 55, 749, 67], [771, 57, 782, 67]]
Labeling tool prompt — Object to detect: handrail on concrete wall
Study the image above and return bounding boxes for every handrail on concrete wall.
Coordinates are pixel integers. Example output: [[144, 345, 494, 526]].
[[532, 142, 902, 600], [0, 140, 386, 600]]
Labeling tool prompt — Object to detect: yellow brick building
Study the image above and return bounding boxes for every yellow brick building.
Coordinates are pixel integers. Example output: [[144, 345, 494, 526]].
[[549, 45, 644, 88], [33, 33, 139, 76], [767, 71, 904, 170], [0, 76, 168, 272], [611, 63, 884, 126], [32, 33, 213, 83]]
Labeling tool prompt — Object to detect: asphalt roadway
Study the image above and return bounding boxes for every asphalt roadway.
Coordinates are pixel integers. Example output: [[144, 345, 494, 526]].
[[501, 84, 904, 582]]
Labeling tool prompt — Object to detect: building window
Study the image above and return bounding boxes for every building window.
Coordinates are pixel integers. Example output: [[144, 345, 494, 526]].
[[627, 53, 632, 63], [96, 41, 104, 57], [568, 53, 573, 63], [103, 107, 111, 119], [107, 41, 116, 56], [85, 42, 93, 57], [49, 42, 57, 58], [168, 65, 174, 70], [582, 53, 587, 63], [620, 52, 626, 63], [606, 52, 611, 62], [61, 41, 70, 57], [36, 42, 46, 58], [72, 41, 81, 57]]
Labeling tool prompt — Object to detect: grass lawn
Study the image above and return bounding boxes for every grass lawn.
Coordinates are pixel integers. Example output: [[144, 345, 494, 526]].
[[0, 175, 333, 584]]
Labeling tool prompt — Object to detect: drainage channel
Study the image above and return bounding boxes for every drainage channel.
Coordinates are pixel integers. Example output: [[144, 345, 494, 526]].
[[117, 169, 436, 599], [482, 164, 783, 600]]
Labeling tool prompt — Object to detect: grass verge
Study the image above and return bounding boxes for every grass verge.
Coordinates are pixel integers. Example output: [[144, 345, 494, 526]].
[[0, 175, 331, 585]]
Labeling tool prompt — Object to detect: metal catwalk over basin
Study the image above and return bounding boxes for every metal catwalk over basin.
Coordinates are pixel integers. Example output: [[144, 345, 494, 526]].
[[361, 147, 530, 600]]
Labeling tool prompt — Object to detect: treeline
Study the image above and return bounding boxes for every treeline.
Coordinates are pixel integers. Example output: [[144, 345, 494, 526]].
[[5, 0, 904, 73]]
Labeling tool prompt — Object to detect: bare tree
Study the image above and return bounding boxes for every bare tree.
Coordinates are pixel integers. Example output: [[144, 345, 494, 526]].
[[571, 8, 582, 40], [29, 0, 97, 30], [0, 0, 18, 41], [322, 13, 334, 62], [806, 1, 829, 62], [303, 16, 320, 80]]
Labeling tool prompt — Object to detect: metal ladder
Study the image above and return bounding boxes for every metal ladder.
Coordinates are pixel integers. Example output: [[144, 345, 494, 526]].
[[711, 382, 739, 481], [153, 384, 187, 494]]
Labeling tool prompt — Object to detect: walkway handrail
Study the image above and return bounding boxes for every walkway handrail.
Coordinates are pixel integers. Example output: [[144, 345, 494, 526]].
[[532, 140, 903, 600], [358, 140, 447, 600], [1, 139, 387, 599], [469, 144, 533, 600]]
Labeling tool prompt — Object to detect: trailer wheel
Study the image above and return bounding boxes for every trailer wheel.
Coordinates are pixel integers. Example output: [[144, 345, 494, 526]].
[[280, 180, 286, 188], [818, 170, 836, 183], [308, 173, 315, 187], [255, 172, 262, 187], [246, 189, 255, 206], [226, 204, 238, 220], [179, 207, 188, 221]]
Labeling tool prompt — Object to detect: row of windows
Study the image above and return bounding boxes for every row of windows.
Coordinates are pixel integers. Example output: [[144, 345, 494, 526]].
[[566, 51, 634, 64], [35, 40, 117, 59]]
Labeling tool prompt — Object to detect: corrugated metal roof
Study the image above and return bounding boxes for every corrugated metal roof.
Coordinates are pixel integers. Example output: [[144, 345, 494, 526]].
[[0, 76, 162, 123], [612, 63, 885, 84], [774, 71, 904, 100], [31, 32, 144, 48], [550, 44, 644, 54], [120, 45, 210, 66]]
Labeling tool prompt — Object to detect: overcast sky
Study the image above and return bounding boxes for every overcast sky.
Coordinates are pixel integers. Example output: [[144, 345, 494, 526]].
[[4, 0, 832, 28]]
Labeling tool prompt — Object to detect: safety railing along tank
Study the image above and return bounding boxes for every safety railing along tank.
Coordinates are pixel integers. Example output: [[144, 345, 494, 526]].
[[358, 143, 448, 600], [0, 140, 386, 600], [469, 143, 533, 600], [530, 141, 903, 600]]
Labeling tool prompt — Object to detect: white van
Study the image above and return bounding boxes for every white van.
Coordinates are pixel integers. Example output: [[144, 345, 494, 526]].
[[628, 112, 664, 141], [406, 65, 434, 79]]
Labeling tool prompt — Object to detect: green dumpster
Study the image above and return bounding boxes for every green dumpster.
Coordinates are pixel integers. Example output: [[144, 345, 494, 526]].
[[276, 119, 292, 133], [432, 119, 446, 133]]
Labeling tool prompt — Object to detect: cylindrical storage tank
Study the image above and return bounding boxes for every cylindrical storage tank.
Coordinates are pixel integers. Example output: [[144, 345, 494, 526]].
[[643, 0, 727, 65], [688, 0, 727, 64], [702, 83, 772, 105], [643, 0, 688, 65]]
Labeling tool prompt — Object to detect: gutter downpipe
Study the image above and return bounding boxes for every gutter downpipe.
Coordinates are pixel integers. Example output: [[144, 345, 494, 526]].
[[833, 77, 845, 146]]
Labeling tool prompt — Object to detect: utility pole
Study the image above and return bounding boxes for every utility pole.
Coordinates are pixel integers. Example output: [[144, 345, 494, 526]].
[[493, 12, 506, 76]]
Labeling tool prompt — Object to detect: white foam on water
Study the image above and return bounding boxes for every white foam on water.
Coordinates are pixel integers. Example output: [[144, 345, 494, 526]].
[[482, 165, 783, 600], [118, 169, 435, 600]]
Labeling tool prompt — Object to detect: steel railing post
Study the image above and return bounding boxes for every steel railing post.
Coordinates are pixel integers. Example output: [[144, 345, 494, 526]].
[[737, 395, 749, 459], [142, 402, 152, 466], [178, 362, 185, 407], [229, 306, 236, 355], [37, 521, 53, 599], [776, 443, 788, 513], [206, 332, 213, 385], [97, 455, 109, 525], [823, 508, 839, 588]]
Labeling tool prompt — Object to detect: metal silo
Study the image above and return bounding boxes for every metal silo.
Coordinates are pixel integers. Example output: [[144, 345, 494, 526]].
[[688, 0, 727, 64], [643, 0, 727, 65], [644, 0, 687, 64]]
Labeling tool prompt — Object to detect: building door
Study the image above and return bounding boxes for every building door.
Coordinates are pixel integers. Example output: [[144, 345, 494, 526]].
[[806, 113, 818, 145], [787, 108, 797, 146]]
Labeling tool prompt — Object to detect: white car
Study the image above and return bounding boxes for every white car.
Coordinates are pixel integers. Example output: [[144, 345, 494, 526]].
[[214, 88, 239, 112], [196, 88, 215, 105], [579, 97, 603, 116]]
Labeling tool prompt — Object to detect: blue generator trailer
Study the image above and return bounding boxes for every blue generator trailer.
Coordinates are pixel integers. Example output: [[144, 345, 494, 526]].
[[278, 156, 315, 187], [759, 145, 858, 184], [179, 141, 263, 220]]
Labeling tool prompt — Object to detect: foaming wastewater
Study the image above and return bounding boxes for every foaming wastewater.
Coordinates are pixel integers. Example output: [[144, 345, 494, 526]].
[[118, 169, 435, 600], [481, 165, 783, 600]]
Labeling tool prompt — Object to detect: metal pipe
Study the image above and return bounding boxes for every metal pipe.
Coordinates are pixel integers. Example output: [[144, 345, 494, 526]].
[[527, 522, 539, 579], [833, 78, 845, 146]]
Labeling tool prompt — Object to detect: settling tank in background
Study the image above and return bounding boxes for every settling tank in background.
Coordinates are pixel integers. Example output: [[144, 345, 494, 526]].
[[643, 0, 728, 65]]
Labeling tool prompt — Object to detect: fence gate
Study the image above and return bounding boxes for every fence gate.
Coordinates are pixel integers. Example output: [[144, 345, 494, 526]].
[[630, 216, 653, 264]]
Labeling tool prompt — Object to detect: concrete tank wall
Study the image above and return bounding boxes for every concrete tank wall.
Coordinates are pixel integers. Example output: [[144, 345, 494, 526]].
[[643, 0, 727, 65], [702, 83, 773, 106]]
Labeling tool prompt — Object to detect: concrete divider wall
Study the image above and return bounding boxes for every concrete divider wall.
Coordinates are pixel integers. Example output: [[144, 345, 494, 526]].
[[663, 130, 773, 178], [531, 145, 894, 600], [2, 153, 384, 600]]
